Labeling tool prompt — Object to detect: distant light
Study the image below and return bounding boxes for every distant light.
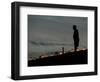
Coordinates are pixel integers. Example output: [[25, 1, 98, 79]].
[[76, 49, 80, 51], [82, 48, 86, 50], [40, 55, 48, 58], [59, 52, 62, 55], [69, 48, 87, 52]]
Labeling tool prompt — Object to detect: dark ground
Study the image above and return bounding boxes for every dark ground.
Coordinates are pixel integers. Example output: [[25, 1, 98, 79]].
[[28, 49, 88, 67]]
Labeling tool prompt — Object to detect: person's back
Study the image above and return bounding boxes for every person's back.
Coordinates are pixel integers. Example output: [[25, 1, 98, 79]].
[[73, 29, 79, 41]]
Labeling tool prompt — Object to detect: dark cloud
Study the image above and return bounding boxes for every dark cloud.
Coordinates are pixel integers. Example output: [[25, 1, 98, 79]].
[[30, 41, 72, 46]]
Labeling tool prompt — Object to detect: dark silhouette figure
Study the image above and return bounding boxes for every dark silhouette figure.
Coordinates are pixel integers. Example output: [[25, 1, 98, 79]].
[[73, 25, 79, 51]]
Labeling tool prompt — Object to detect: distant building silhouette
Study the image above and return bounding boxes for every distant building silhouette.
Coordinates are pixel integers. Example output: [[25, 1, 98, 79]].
[[73, 25, 79, 51]]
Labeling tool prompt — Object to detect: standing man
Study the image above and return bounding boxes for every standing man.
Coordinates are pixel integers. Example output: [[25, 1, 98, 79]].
[[73, 25, 79, 51]]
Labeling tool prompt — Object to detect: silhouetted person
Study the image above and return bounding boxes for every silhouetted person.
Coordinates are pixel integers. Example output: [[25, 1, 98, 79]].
[[73, 25, 79, 51]]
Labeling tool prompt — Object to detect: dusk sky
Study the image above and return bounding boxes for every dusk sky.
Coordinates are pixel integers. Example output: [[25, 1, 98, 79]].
[[28, 15, 88, 60]]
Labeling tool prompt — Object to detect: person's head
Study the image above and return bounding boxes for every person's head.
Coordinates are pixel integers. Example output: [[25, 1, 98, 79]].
[[73, 25, 77, 30]]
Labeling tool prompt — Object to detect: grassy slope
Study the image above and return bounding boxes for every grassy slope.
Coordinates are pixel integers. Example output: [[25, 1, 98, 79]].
[[28, 49, 88, 66]]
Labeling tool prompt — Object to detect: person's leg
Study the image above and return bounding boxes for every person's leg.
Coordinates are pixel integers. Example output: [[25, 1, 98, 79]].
[[75, 40, 79, 51], [75, 45, 77, 51], [74, 42, 77, 52]]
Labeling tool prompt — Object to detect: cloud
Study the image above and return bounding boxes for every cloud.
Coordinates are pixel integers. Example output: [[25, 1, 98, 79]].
[[30, 41, 73, 46]]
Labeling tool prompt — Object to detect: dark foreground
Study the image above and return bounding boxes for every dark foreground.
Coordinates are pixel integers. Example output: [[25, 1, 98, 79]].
[[28, 49, 88, 67]]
